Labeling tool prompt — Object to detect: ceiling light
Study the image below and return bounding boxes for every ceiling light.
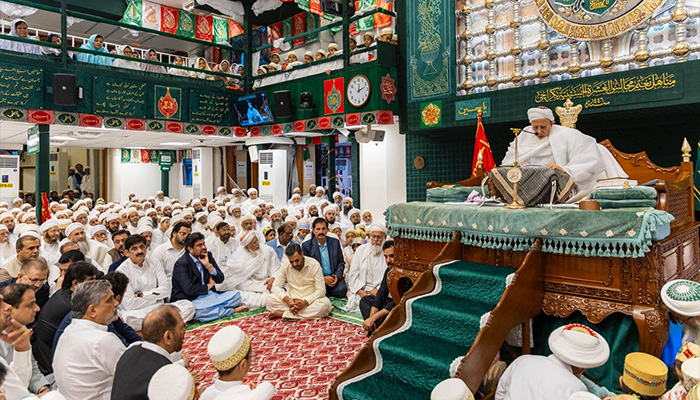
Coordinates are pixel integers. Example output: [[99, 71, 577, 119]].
[[160, 142, 189, 146]]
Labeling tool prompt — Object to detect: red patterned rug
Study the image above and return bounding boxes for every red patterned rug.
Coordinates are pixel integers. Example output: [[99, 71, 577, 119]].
[[183, 313, 368, 400]]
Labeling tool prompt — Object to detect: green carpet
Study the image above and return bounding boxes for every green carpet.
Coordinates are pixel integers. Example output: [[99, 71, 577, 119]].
[[340, 261, 513, 400], [186, 297, 363, 331]]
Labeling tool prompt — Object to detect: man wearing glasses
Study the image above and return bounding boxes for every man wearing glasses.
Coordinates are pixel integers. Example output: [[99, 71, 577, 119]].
[[0, 260, 50, 317]]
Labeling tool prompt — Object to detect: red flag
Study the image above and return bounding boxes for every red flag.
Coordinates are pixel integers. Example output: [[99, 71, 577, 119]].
[[472, 113, 495, 176], [41, 192, 51, 223]]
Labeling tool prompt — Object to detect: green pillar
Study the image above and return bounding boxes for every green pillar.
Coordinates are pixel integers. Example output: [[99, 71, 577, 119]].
[[327, 137, 337, 195], [161, 169, 170, 197], [35, 124, 50, 223]]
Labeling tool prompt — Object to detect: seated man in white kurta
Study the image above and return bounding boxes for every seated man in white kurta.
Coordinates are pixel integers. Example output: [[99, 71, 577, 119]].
[[116, 234, 195, 331], [502, 106, 626, 199], [345, 224, 389, 313], [267, 243, 331, 321], [218, 231, 279, 309], [205, 217, 239, 270]]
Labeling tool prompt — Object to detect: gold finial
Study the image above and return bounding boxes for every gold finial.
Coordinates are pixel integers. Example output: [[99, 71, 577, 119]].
[[682, 137, 692, 162], [555, 98, 583, 129], [477, 108, 483, 116], [477, 148, 484, 169]]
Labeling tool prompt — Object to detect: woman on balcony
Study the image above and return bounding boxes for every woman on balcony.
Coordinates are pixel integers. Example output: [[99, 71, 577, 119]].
[[0, 19, 41, 55], [167, 56, 190, 77], [76, 34, 112, 66], [142, 49, 167, 74], [190, 57, 214, 80], [112, 45, 139, 70], [213, 60, 236, 87]]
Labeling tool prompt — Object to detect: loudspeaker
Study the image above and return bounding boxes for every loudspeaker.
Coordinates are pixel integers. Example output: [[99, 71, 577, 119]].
[[53, 74, 77, 106], [274, 90, 293, 118], [369, 130, 385, 142], [248, 145, 259, 163]]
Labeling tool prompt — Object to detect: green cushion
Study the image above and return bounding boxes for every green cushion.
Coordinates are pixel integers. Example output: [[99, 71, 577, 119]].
[[596, 199, 658, 209], [590, 186, 657, 201], [426, 185, 489, 203]]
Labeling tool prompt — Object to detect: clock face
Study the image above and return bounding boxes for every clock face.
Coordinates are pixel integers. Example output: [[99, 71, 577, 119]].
[[347, 74, 371, 108]]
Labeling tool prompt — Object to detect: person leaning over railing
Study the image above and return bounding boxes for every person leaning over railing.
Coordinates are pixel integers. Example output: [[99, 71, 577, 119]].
[[191, 57, 215, 80], [112, 45, 139, 70], [75, 34, 112, 66], [42, 34, 74, 61], [0, 19, 41, 55], [167, 56, 190, 77]]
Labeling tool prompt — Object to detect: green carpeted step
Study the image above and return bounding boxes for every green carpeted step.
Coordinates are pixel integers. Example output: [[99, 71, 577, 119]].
[[341, 261, 514, 400]]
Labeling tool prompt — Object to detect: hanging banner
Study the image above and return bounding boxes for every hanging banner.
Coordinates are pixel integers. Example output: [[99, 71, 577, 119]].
[[177, 9, 195, 38], [374, 0, 393, 29], [142, 1, 161, 30], [310, 0, 323, 16], [213, 17, 229, 44], [121, 149, 131, 163], [141, 149, 151, 163], [123, 0, 142, 25], [356, 0, 374, 31], [324, 77, 345, 115], [292, 12, 306, 47], [229, 20, 244, 38], [131, 149, 140, 163], [269, 22, 282, 53], [150, 150, 159, 163], [306, 12, 319, 43], [195, 15, 213, 42], [161, 5, 179, 34], [282, 17, 294, 39]]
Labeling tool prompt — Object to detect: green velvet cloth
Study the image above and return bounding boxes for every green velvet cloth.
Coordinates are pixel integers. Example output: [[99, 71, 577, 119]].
[[531, 312, 640, 394], [426, 185, 489, 203], [340, 261, 513, 400], [590, 186, 658, 200], [385, 202, 674, 258], [596, 199, 658, 209]]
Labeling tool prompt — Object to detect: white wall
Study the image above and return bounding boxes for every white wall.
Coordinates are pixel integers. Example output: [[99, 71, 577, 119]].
[[359, 125, 406, 225]]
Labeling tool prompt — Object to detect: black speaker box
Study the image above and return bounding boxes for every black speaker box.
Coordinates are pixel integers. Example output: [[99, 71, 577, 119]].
[[274, 90, 293, 118], [53, 74, 77, 106]]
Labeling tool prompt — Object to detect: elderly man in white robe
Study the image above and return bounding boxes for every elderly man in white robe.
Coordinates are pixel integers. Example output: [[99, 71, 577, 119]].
[[65, 222, 111, 272], [495, 323, 610, 400], [0, 225, 13, 266], [242, 188, 264, 215], [502, 106, 626, 199], [39, 220, 61, 267], [218, 231, 279, 309], [116, 234, 195, 331], [345, 224, 389, 312], [205, 217, 240, 270]]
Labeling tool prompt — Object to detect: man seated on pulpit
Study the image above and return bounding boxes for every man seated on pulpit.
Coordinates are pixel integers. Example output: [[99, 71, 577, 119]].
[[501, 106, 626, 200]]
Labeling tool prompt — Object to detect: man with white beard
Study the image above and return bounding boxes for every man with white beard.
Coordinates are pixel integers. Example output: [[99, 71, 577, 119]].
[[192, 212, 208, 234], [345, 224, 389, 312], [241, 188, 264, 215], [151, 216, 170, 248], [218, 231, 279, 309], [305, 186, 326, 207], [126, 208, 140, 234], [205, 217, 240, 269], [239, 214, 257, 233], [230, 188, 244, 204], [89, 225, 111, 248], [0, 225, 13, 265], [215, 186, 228, 202], [0, 212, 17, 246], [117, 234, 195, 331], [225, 204, 242, 231], [39, 220, 61, 267], [65, 222, 111, 272]]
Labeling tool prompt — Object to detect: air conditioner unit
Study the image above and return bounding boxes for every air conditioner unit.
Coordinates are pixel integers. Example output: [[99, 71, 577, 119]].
[[192, 149, 202, 199], [258, 150, 288, 206], [0, 155, 20, 203], [49, 151, 68, 192]]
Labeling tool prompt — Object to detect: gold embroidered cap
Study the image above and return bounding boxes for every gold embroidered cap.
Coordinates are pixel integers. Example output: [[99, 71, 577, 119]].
[[208, 325, 251, 371], [677, 341, 700, 363], [622, 352, 668, 397]]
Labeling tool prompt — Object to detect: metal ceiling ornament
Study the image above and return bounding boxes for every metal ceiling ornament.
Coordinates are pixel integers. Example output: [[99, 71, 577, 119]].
[[534, 0, 665, 40]]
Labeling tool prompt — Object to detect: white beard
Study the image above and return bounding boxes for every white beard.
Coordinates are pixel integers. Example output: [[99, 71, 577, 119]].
[[77, 240, 91, 255], [371, 245, 382, 257], [0, 242, 12, 258]]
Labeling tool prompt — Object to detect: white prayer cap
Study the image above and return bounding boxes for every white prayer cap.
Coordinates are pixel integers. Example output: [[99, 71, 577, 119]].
[[58, 219, 72, 230], [304, 51, 314, 58], [239, 230, 258, 247], [126, 207, 138, 216], [20, 203, 30, 211], [316, 186, 326, 194], [292, 193, 301, 200], [227, 203, 241, 211], [284, 216, 297, 223], [567, 392, 601, 400], [287, 51, 297, 58], [136, 225, 153, 235], [146, 208, 157, 216], [40, 220, 59, 232], [328, 42, 339, 50], [208, 325, 251, 371], [270, 209, 281, 216], [160, 216, 171, 222], [248, 188, 258, 195], [217, 186, 225, 192], [0, 212, 13, 222], [170, 214, 184, 226], [0, 224, 6, 232], [147, 364, 195, 400], [431, 378, 473, 400], [106, 213, 121, 223], [381, 28, 393, 36], [209, 216, 226, 230], [332, 191, 342, 198], [137, 218, 153, 227], [17, 225, 41, 239], [72, 210, 87, 220], [682, 358, 700, 391], [316, 49, 326, 56], [89, 225, 106, 237], [88, 214, 99, 223], [662, 279, 700, 317], [195, 211, 207, 220], [548, 324, 609, 369], [156, 190, 164, 195], [527, 106, 555, 122], [65, 222, 84, 237], [370, 224, 387, 234], [240, 214, 255, 223], [298, 218, 310, 230], [348, 208, 360, 217]]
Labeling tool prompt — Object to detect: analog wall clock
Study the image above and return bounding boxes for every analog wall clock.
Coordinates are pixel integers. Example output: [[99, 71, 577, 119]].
[[347, 74, 371, 108]]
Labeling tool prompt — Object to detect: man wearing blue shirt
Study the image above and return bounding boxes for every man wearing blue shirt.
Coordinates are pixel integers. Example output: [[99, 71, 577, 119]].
[[301, 218, 346, 298]]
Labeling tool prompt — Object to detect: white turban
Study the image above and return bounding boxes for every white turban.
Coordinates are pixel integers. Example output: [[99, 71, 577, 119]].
[[136, 225, 153, 235], [239, 214, 255, 224], [65, 222, 84, 237], [370, 223, 387, 234], [147, 364, 194, 400], [527, 106, 555, 122], [548, 324, 609, 369], [89, 225, 107, 238], [40, 220, 59, 232], [348, 209, 360, 217], [195, 211, 207, 220], [270, 209, 281, 216], [0, 224, 7, 232], [0, 212, 13, 222], [239, 230, 258, 247]]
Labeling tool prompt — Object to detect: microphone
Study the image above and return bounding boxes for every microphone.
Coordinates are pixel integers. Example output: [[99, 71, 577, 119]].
[[522, 128, 538, 135]]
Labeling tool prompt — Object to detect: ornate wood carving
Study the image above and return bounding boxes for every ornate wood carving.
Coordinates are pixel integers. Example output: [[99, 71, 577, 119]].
[[634, 256, 656, 306], [542, 292, 634, 323], [600, 139, 682, 177]]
